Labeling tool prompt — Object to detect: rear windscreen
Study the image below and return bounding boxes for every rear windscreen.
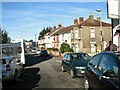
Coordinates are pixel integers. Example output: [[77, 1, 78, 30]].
[[2, 48, 13, 54]]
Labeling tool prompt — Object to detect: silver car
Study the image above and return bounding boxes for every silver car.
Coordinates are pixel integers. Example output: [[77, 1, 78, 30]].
[[1, 56, 23, 81]]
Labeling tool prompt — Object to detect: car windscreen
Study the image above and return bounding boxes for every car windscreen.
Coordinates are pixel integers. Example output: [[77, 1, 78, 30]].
[[72, 53, 91, 61], [41, 50, 47, 53], [81, 53, 91, 60]]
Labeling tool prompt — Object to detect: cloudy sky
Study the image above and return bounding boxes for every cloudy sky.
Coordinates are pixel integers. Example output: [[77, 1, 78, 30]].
[[2, 1, 111, 41]]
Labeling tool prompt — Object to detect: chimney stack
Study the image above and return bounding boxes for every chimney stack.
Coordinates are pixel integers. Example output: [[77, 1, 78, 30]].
[[58, 24, 62, 28], [89, 13, 94, 22], [54, 26, 56, 29], [74, 18, 78, 25], [79, 17, 84, 23], [50, 28, 53, 32]]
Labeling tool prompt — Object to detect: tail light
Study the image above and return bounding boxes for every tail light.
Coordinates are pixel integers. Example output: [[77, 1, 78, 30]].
[[6, 64, 11, 71], [18, 47, 22, 53]]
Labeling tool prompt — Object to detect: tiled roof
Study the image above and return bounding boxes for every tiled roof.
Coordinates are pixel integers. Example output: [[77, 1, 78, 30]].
[[77, 18, 111, 27], [45, 27, 60, 36], [51, 25, 77, 36], [50, 18, 111, 36]]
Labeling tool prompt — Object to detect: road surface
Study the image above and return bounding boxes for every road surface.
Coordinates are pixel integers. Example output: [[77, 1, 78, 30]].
[[2, 54, 85, 90]]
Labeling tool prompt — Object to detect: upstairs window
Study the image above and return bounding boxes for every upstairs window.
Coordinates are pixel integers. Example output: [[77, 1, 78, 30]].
[[75, 30, 78, 39], [62, 33, 64, 41], [90, 29, 95, 38]]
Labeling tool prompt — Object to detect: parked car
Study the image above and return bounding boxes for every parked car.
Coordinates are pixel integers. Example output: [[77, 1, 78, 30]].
[[61, 52, 91, 78], [84, 51, 120, 90], [30, 47, 36, 53], [1, 56, 23, 81], [39, 50, 48, 56], [35, 50, 41, 54]]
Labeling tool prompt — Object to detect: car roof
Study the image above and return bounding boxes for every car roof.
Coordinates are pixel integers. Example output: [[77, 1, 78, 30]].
[[1, 56, 12, 59], [101, 51, 120, 56], [97, 51, 120, 64], [65, 52, 87, 55]]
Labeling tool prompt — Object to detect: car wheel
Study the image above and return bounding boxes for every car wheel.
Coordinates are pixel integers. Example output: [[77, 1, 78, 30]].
[[61, 65, 65, 72], [84, 79, 90, 90], [70, 69, 76, 78]]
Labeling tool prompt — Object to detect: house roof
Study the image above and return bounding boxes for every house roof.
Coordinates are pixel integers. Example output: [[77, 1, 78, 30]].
[[50, 25, 77, 36], [50, 17, 111, 36], [44, 27, 60, 36], [77, 18, 111, 27]]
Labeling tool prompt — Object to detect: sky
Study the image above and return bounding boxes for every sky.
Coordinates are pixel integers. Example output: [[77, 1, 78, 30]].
[[2, 1, 111, 41]]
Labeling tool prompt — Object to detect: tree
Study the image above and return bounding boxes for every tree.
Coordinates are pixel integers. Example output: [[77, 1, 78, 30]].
[[0, 28, 11, 44], [38, 27, 51, 39], [60, 42, 74, 53]]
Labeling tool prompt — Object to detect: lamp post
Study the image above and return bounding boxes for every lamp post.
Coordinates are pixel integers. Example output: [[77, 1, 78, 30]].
[[96, 9, 103, 52], [35, 34, 37, 47]]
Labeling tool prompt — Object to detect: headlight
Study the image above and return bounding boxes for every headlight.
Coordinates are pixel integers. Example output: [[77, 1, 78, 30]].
[[75, 67, 84, 69]]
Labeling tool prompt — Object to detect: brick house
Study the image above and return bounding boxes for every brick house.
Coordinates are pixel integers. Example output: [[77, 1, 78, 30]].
[[50, 13, 112, 54], [50, 24, 64, 49], [50, 24, 77, 49], [72, 13, 112, 53]]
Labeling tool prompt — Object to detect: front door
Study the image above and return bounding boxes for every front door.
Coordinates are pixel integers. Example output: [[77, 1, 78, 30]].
[[90, 43, 96, 53]]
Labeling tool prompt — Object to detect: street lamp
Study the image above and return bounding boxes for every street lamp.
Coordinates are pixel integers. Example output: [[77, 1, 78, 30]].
[[96, 9, 103, 52], [35, 34, 37, 47]]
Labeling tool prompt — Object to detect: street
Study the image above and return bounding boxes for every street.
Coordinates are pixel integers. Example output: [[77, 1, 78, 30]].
[[2, 54, 85, 90]]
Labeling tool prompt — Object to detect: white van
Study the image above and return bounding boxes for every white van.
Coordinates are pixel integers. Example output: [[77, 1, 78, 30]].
[[11, 39, 26, 64], [0, 39, 25, 65]]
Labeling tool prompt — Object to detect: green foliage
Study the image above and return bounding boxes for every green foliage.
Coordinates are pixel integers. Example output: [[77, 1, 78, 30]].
[[0, 28, 11, 44], [60, 42, 74, 53], [38, 27, 51, 39]]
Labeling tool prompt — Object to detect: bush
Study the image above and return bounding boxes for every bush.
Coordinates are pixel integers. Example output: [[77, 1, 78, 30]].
[[60, 42, 74, 53]]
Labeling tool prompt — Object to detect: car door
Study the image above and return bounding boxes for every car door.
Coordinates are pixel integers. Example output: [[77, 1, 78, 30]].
[[96, 54, 119, 89], [87, 54, 102, 88], [66, 54, 72, 72], [14, 58, 23, 75], [62, 54, 68, 71]]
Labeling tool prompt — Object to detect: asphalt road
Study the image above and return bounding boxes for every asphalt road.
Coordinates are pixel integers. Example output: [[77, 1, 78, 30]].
[[2, 54, 85, 90]]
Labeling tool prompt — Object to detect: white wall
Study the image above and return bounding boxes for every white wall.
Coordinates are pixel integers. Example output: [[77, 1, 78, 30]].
[[113, 24, 120, 46], [59, 33, 71, 49]]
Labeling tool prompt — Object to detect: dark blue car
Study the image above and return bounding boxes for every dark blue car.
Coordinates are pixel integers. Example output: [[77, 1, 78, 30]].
[[61, 52, 91, 78], [84, 51, 120, 90]]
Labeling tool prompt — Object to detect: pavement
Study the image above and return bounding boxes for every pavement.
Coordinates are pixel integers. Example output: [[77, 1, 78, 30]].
[[52, 56, 62, 64]]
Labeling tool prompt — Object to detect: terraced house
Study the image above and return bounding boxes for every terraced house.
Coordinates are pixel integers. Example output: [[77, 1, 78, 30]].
[[39, 13, 112, 54]]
